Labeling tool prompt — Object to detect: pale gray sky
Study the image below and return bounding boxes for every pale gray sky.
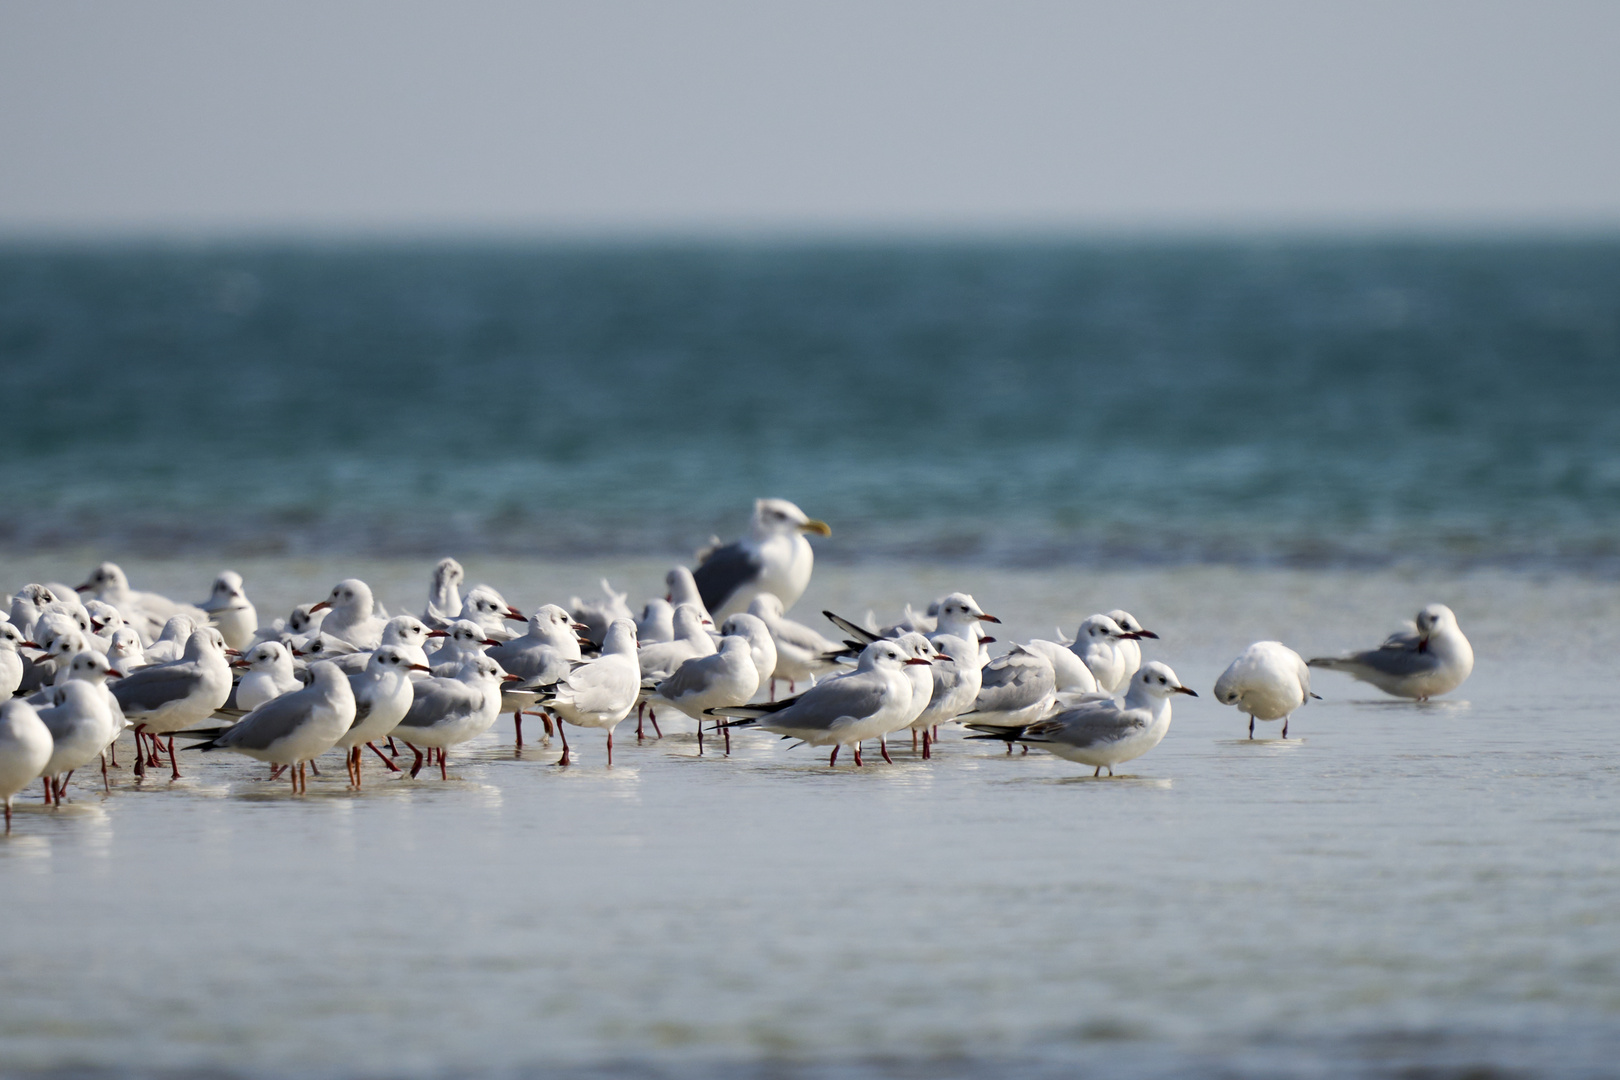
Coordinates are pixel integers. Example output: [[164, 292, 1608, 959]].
[[2, 0, 1617, 235]]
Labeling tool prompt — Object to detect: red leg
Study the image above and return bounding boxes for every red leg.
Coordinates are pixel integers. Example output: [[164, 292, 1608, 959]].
[[606, 730, 613, 767], [648, 708, 661, 738], [168, 736, 180, 780], [269, 764, 287, 781], [697, 719, 704, 756], [723, 722, 731, 756], [514, 709, 524, 752], [636, 703, 645, 741], [922, 729, 931, 760], [408, 744, 425, 778], [911, 729, 918, 750], [439, 750, 448, 780], [828, 745, 839, 767], [879, 738, 893, 765], [132, 726, 146, 778], [42, 777, 52, 806], [388, 736, 399, 757], [308, 759, 320, 776], [853, 743, 864, 767], [555, 723, 571, 766], [367, 742, 401, 771]]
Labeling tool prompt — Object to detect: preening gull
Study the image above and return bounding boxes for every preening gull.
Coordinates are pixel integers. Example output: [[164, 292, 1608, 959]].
[[692, 498, 830, 618], [1308, 604, 1474, 700], [424, 558, 465, 623], [571, 580, 634, 648], [1215, 641, 1318, 738], [311, 579, 387, 650], [968, 661, 1195, 776]]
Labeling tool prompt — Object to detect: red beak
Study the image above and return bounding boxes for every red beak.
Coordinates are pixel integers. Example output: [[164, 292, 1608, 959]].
[[501, 673, 523, 682], [904, 657, 934, 665], [410, 664, 432, 672], [106, 668, 125, 678], [481, 638, 501, 646], [309, 600, 331, 613], [74, 582, 93, 593], [426, 629, 448, 638], [571, 623, 590, 632], [978, 614, 1001, 624], [505, 608, 524, 622]]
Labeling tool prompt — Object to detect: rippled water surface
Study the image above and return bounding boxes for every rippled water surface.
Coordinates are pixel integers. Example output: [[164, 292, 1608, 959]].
[[1, 556, 1616, 1079]]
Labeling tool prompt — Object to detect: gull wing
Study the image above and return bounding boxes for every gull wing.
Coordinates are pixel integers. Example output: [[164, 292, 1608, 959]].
[[396, 677, 482, 731], [112, 662, 203, 713], [1025, 699, 1141, 749], [692, 541, 762, 614], [216, 688, 319, 752]]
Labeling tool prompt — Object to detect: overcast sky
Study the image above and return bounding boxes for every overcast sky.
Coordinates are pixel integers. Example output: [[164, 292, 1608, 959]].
[[2, 1, 1617, 236]]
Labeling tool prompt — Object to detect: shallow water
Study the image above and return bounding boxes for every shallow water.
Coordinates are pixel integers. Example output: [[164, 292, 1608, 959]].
[[2, 556, 1617, 1079]]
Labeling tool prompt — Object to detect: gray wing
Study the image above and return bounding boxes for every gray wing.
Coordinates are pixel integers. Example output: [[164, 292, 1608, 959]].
[[1026, 700, 1139, 749], [397, 678, 482, 730], [692, 542, 762, 613], [346, 673, 376, 728], [973, 654, 1054, 712], [768, 675, 886, 732], [656, 654, 722, 700], [113, 663, 202, 712], [1344, 645, 1443, 678], [217, 690, 315, 751]]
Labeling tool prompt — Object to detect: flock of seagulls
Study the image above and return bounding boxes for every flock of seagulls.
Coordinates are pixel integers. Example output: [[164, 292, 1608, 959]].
[[0, 497, 1476, 828]]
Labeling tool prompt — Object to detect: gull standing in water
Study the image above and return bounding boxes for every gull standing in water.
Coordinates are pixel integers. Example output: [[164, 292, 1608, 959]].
[[110, 628, 233, 779], [707, 640, 926, 767], [692, 498, 830, 618], [530, 619, 640, 766], [227, 641, 302, 714], [910, 633, 984, 758], [198, 571, 258, 652], [335, 646, 426, 785], [956, 646, 1057, 739], [182, 662, 357, 793], [1309, 604, 1474, 700], [0, 700, 52, 829], [488, 605, 584, 747], [648, 636, 760, 755], [392, 656, 514, 778], [36, 680, 121, 802], [967, 661, 1195, 776], [1216, 641, 1318, 738]]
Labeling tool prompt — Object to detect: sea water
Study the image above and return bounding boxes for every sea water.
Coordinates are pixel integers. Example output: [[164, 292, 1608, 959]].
[[1, 240, 1618, 1078]]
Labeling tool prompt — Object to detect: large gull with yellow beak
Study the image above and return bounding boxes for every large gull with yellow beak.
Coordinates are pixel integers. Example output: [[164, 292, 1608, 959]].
[[692, 498, 831, 618]]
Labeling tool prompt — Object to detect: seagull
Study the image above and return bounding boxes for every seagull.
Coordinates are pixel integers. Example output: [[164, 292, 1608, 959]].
[[1215, 641, 1318, 738], [199, 571, 258, 652], [1068, 614, 1141, 694], [75, 562, 207, 644], [182, 662, 357, 793], [635, 598, 676, 645], [392, 656, 515, 778], [310, 579, 388, 650], [956, 646, 1057, 733], [637, 605, 718, 683], [335, 646, 427, 786], [664, 566, 715, 626], [925, 593, 1000, 659], [425, 620, 499, 677], [707, 639, 925, 767], [1308, 604, 1474, 700], [691, 498, 830, 618], [20, 621, 92, 693], [110, 627, 233, 779], [456, 585, 527, 643], [143, 615, 198, 664], [649, 636, 761, 754], [746, 593, 843, 695], [424, 558, 465, 623], [881, 632, 941, 762], [1020, 636, 1100, 694], [8, 584, 58, 639], [325, 616, 437, 675], [0, 700, 53, 830], [487, 605, 585, 747], [104, 626, 147, 676], [228, 641, 302, 714], [1105, 610, 1157, 680], [528, 619, 640, 766], [29, 650, 128, 787], [910, 633, 983, 758], [968, 661, 1196, 775], [36, 680, 121, 803], [0, 620, 28, 697], [570, 580, 634, 648]]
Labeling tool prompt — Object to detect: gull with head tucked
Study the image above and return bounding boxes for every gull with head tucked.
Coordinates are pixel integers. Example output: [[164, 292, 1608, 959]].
[[1215, 641, 1317, 738]]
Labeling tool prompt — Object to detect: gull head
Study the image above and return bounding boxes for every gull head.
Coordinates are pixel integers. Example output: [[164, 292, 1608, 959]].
[[1078, 614, 1132, 642], [432, 558, 465, 590], [857, 639, 930, 673], [203, 571, 249, 611], [1133, 661, 1197, 699], [936, 593, 1000, 626], [368, 645, 424, 674], [238, 641, 291, 671], [464, 585, 524, 624], [1414, 604, 1459, 642], [66, 649, 121, 682], [383, 616, 431, 648], [77, 562, 128, 596], [1106, 609, 1157, 640], [312, 579, 373, 618], [751, 498, 831, 539]]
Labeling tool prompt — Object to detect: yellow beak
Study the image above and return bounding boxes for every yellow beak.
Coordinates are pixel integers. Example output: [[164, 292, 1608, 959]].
[[800, 519, 832, 537]]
